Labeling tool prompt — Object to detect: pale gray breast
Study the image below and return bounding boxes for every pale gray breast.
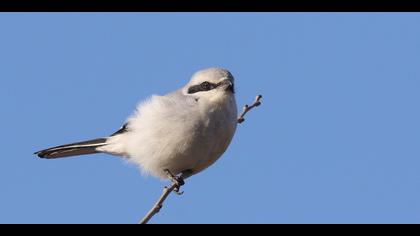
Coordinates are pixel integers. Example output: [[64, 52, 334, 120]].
[[162, 89, 237, 175], [187, 96, 238, 174]]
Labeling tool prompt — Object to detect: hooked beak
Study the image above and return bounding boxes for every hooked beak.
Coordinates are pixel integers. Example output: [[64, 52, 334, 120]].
[[219, 79, 235, 93]]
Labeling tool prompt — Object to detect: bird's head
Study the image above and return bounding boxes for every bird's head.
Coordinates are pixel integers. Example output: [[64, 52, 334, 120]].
[[183, 68, 235, 103]]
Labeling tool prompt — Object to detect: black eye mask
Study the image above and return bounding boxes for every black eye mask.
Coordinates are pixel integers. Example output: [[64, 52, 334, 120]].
[[187, 81, 216, 94], [187, 81, 234, 94]]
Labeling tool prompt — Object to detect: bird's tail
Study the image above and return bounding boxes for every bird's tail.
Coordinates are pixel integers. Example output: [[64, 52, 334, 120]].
[[34, 138, 108, 159]]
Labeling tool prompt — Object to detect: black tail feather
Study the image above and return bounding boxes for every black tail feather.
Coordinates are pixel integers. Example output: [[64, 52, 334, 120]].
[[35, 138, 107, 159]]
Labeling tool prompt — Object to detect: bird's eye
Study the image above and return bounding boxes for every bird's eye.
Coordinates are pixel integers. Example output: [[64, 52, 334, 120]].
[[200, 81, 211, 90], [187, 81, 215, 94]]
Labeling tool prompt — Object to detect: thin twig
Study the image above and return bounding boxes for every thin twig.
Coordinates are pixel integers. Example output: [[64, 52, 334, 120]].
[[237, 95, 262, 123], [138, 182, 178, 224], [139, 94, 262, 224]]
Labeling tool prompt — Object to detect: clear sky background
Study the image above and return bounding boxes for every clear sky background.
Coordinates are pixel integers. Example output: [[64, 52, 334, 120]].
[[1, 13, 420, 224]]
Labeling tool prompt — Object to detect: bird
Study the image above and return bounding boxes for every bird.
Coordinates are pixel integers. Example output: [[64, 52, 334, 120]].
[[34, 67, 238, 186]]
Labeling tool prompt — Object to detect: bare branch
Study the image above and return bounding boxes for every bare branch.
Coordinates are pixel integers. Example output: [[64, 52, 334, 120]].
[[138, 182, 178, 224], [237, 95, 262, 124], [139, 169, 184, 224]]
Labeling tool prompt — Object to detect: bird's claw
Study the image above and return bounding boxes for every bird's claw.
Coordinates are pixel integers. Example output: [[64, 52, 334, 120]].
[[174, 188, 184, 195], [164, 169, 185, 195], [172, 176, 185, 195]]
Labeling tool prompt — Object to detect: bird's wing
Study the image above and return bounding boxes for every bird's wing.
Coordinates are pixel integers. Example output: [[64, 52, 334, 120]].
[[110, 123, 129, 136]]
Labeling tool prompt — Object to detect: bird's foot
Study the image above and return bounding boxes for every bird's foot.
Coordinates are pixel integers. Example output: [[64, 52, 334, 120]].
[[164, 169, 185, 195]]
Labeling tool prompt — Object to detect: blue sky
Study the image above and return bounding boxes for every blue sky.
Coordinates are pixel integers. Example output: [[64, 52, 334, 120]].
[[1, 13, 420, 223]]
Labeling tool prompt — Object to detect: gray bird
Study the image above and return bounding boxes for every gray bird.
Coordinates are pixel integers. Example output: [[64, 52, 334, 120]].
[[35, 67, 237, 184]]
